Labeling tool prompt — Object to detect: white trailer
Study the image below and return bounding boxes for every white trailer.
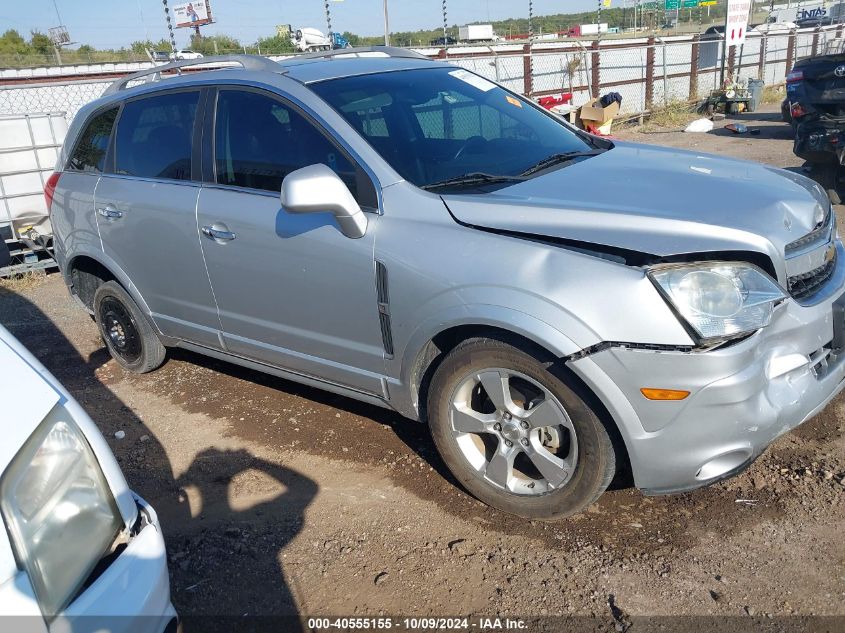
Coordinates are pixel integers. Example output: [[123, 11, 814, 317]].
[[570, 23, 609, 37], [458, 24, 495, 42], [0, 112, 67, 275]]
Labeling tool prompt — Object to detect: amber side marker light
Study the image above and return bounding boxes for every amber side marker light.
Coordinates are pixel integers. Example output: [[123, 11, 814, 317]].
[[640, 388, 690, 401]]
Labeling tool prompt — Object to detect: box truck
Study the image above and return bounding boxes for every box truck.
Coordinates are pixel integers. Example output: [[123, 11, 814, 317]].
[[458, 24, 495, 42]]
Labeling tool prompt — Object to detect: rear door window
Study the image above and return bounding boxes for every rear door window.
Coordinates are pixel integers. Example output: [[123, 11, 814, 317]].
[[67, 107, 118, 173], [114, 91, 199, 181]]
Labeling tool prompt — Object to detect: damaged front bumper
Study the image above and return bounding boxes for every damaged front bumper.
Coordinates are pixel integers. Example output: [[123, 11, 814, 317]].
[[794, 115, 845, 164], [569, 241, 845, 495], [60, 494, 178, 633]]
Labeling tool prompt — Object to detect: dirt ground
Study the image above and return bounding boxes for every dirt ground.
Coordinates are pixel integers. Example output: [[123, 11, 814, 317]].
[[2, 104, 844, 632]]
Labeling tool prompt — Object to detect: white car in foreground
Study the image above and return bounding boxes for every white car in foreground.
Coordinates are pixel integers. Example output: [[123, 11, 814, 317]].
[[0, 247, 176, 631]]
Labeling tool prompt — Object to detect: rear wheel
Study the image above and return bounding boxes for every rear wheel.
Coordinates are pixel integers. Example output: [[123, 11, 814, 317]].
[[94, 281, 166, 373], [427, 337, 616, 519]]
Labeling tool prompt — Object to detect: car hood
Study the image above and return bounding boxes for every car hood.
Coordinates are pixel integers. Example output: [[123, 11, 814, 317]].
[[0, 324, 137, 530], [441, 142, 830, 272], [0, 327, 61, 471]]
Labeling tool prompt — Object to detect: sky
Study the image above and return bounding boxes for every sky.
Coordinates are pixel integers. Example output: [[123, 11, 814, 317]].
[[1, 0, 603, 49]]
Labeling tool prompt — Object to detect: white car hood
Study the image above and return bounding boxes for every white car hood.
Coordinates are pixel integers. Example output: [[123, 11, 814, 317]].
[[0, 332, 61, 471], [0, 324, 137, 528]]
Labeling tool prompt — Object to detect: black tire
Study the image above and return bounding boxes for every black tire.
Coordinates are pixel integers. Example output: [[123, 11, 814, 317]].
[[427, 336, 616, 520], [93, 281, 166, 374]]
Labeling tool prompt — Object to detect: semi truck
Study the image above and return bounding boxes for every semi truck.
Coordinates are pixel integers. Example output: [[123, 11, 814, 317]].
[[567, 23, 609, 37]]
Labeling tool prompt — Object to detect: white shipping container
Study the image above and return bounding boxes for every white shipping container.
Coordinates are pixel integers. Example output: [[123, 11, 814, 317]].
[[0, 112, 67, 242]]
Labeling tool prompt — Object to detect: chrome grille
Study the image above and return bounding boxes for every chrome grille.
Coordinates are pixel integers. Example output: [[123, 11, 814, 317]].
[[787, 249, 837, 301], [785, 208, 834, 256]]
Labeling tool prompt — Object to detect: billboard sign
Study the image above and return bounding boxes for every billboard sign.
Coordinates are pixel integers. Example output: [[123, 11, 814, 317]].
[[173, 1, 213, 29], [725, 0, 751, 45], [48, 26, 70, 46]]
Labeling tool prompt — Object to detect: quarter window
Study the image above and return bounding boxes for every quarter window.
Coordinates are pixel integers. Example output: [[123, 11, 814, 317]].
[[214, 90, 367, 201], [114, 91, 198, 181], [67, 107, 118, 173]]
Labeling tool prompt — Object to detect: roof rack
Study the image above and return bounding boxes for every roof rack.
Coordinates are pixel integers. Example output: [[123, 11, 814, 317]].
[[289, 46, 430, 62], [103, 55, 280, 95]]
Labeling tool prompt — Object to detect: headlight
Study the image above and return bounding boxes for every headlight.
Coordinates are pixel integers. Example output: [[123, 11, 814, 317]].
[[0, 406, 122, 617], [649, 262, 785, 342]]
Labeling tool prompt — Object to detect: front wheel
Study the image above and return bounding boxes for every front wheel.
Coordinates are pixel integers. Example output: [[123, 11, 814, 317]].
[[427, 337, 616, 519]]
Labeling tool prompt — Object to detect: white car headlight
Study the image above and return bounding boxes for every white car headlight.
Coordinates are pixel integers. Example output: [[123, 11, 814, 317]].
[[649, 262, 785, 342], [0, 406, 123, 617]]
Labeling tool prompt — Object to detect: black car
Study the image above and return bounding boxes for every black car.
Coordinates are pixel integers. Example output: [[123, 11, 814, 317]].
[[788, 54, 845, 164], [429, 36, 458, 46]]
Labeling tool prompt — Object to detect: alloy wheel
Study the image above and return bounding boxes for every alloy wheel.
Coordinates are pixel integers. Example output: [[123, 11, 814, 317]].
[[448, 368, 578, 496]]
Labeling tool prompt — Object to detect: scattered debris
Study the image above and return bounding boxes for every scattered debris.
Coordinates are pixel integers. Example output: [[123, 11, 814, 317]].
[[735, 499, 758, 506], [684, 118, 714, 133], [374, 571, 389, 586], [725, 123, 748, 134], [114, 430, 126, 439]]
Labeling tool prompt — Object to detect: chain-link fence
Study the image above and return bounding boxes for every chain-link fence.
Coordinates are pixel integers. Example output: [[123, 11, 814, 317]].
[[0, 25, 840, 126], [427, 24, 841, 115], [0, 79, 111, 125]]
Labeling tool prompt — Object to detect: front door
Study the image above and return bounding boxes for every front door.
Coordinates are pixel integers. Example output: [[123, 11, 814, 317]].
[[95, 89, 221, 348], [196, 88, 386, 394]]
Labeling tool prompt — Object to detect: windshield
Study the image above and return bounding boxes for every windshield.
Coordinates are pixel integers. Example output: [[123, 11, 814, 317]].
[[310, 67, 599, 191]]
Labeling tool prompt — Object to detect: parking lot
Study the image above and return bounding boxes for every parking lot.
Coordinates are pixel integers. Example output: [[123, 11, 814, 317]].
[[2, 103, 843, 629]]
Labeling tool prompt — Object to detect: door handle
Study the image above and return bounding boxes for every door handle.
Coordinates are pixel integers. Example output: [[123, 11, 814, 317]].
[[97, 206, 123, 219], [201, 225, 236, 242]]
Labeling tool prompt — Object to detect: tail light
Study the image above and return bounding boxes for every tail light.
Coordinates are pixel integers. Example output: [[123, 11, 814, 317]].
[[790, 102, 807, 119], [44, 172, 61, 214], [786, 70, 804, 83]]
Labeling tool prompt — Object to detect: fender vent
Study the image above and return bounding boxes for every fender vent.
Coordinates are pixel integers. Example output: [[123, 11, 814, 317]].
[[375, 260, 394, 358]]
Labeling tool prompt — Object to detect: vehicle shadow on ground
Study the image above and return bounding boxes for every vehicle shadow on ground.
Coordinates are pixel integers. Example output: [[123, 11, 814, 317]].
[[166, 347, 636, 500], [161, 341, 789, 554], [165, 347, 460, 488], [0, 285, 316, 630]]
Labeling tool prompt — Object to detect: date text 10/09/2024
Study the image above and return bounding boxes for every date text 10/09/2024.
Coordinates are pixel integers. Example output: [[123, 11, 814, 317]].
[[307, 618, 528, 630]]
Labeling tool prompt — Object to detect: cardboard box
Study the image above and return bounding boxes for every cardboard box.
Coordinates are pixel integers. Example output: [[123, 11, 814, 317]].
[[578, 99, 620, 126]]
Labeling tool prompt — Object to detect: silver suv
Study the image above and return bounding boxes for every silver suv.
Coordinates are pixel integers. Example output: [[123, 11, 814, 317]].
[[49, 51, 845, 519]]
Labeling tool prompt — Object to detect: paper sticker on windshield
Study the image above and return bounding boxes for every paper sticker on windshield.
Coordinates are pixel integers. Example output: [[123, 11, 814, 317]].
[[449, 69, 496, 92], [505, 95, 522, 108]]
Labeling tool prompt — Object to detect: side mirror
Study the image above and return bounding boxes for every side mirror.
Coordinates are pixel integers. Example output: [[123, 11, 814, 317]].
[[0, 240, 9, 269], [281, 164, 367, 239]]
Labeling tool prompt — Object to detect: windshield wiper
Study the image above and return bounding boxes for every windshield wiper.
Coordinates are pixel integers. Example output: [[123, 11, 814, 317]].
[[421, 172, 526, 192], [519, 150, 606, 177]]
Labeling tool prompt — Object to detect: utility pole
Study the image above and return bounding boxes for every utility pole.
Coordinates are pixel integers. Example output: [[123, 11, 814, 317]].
[[442, 0, 448, 41], [384, 0, 390, 45], [162, 0, 177, 53], [325, 0, 332, 38]]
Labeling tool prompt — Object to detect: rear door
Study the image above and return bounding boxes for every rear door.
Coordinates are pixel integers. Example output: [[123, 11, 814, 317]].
[[95, 89, 221, 348], [195, 87, 386, 394], [52, 105, 117, 269]]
